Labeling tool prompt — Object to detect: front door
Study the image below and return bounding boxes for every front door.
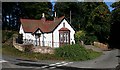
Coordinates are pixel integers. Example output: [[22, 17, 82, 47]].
[[59, 31, 70, 47]]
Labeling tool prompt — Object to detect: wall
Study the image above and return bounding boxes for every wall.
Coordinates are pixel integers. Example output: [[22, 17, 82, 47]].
[[53, 19, 75, 48], [19, 25, 53, 47], [19, 19, 75, 48], [93, 41, 108, 50], [41, 33, 52, 47]]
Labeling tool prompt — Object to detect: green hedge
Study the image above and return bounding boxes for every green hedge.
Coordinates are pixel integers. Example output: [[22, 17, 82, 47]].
[[55, 44, 102, 61], [55, 44, 87, 61]]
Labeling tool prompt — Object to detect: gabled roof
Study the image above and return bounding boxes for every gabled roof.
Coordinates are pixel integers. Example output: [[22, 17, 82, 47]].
[[59, 27, 70, 31], [20, 16, 65, 33]]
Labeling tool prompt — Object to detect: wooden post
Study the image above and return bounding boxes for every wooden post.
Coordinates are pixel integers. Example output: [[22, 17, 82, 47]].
[[70, 11, 71, 24], [52, 33, 54, 48]]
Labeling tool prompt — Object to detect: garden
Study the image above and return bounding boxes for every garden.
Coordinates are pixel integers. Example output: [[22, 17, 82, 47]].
[[2, 30, 102, 61]]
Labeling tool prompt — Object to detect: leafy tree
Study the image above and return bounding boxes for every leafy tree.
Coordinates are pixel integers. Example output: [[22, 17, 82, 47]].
[[2, 2, 52, 31], [109, 1, 120, 48], [2, 2, 25, 30], [55, 2, 83, 30], [86, 2, 111, 43], [20, 2, 52, 19], [55, 2, 111, 44]]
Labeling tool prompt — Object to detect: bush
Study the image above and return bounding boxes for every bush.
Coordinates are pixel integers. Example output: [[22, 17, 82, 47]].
[[75, 30, 98, 45], [2, 30, 17, 43], [75, 30, 86, 43], [55, 44, 90, 61], [84, 34, 98, 45], [23, 44, 34, 52], [55, 44, 102, 61]]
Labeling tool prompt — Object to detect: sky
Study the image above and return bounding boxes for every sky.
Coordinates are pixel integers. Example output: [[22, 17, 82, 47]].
[[50, 0, 116, 12], [105, 2, 114, 11], [104, 0, 116, 11]]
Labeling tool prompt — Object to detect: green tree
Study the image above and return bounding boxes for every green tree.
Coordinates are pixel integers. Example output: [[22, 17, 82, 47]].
[[55, 2, 111, 44], [55, 2, 83, 30], [86, 3, 111, 43], [2, 2, 52, 31], [2, 2, 20, 30], [20, 2, 52, 19], [109, 1, 120, 48]]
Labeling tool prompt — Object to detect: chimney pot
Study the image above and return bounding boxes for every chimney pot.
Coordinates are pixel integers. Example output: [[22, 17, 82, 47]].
[[55, 12, 56, 17], [42, 13, 45, 18], [42, 13, 45, 22]]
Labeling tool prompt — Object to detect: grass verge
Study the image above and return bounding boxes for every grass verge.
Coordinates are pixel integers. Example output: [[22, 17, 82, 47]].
[[55, 44, 102, 61], [2, 44, 102, 61]]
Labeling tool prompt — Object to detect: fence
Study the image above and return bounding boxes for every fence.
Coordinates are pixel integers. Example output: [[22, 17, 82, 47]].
[[13, 37, 54, 54], [22, 39, 59, 47]]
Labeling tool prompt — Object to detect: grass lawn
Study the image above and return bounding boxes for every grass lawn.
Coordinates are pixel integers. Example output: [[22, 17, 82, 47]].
[[2, 44, 102, 61], [2, 44, 64, 61]]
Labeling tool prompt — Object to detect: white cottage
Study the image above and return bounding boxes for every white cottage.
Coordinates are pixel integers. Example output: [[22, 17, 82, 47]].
[[19, 13, 75, 48]]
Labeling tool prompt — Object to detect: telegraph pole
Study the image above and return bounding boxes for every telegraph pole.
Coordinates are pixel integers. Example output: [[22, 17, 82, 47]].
[[70, 10, 71, 24]]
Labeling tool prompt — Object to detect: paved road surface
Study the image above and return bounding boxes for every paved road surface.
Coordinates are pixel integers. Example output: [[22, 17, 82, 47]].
[[1, 49, 120, 70], [66, 49, 119, 69]]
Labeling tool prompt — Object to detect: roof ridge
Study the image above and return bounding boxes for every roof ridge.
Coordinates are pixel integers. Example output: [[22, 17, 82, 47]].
[[20, 16, 65, 33], [20, 16, 65, 22]]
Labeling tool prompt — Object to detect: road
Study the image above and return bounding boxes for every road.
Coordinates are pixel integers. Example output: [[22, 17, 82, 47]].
[[1, 49, 120, 70], [66, 49, 119, 69]]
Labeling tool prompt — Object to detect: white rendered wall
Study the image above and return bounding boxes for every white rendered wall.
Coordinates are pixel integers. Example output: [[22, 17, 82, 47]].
[[19, 19, 75, 48], [41, 33, 52, 47], [53, 19, 75, 48]]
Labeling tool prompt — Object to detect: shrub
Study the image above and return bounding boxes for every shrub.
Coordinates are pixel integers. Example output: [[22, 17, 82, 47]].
[[2, 30, 16, 43], [75, 30, 98, 45], [23, 44, 34, 52], [55, 44, 102, 61], [55, 44, 90, 61], [75, 30, 86, 43], [84, 34, 98, 45]]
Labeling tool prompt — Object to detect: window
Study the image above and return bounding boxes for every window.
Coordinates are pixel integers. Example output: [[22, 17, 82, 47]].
[[60, 33, 63, 43], [59, 31, 70, 46]]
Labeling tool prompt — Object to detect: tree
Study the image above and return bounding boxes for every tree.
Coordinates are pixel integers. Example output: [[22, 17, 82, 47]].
[[109, 1, 120, 48], [19, 2, 52, 19], [55, 2, 111, 44], [86, 2, 111, 43], [2, 2, 52, 31], [54, 2, 83, 30], [2, 2, 17, 30]]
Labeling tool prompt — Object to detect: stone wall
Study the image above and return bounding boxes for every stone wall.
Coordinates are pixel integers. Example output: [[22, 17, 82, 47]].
[[93, 41, 109, 50], [32, 47, 54, 54], [13, 37, 24, 51], [13, 37, 54, 54]]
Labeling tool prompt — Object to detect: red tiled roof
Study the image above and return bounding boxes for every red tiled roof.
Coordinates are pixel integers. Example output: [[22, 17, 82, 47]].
[[20, 16, 65, 33], [59, 27, 70, 31]]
